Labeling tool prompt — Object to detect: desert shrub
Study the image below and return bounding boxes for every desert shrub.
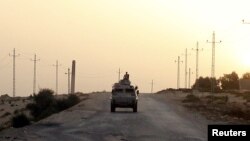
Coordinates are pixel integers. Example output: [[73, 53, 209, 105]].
[[182, 94, 200, 103], [181, 89, 192, 93], [0, 126, 4, 131], [56, 99, 69, 111], [229, 92, 249, 100], [33, 89, 55, 107], [67, 94, 80, 106], [56, 94, 80, 111], [1, 112, 11, 118], [219, 72, 240, 90], [27, 102, 58, 121], [192, 77, 220, 92], [28, 94, 34, 100], [14, 109, 20, 115], [243, 94, 250, 102], [225, 106, 245, 118], [244, 110, 250, 120], [26, 89, 80, 121], [26, 89, 57, 121], [205, 95, 228, 104], [11, 114, 30, 128]]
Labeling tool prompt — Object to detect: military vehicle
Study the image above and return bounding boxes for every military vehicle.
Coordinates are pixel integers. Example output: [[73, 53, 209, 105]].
[[111, 73, 139, 112]]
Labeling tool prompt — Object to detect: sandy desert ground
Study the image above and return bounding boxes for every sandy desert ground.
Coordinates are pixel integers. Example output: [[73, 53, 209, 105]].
[[0, 95, 32, 130], [0, 93, 210, 141], [162, 91, 250, 123], [0, 93, 89, 131], [0, 91, 249, 141]]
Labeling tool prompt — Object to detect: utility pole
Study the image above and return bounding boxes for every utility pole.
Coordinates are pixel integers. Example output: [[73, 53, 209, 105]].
[[207, 31, 221, 93], [31, 54, 40, 94], [9, 48, 20, 97], [175, 56, 183, 89], [188, 68, 193, 89], [192, 42, 203, 90], [53, 60, 61, 94], [118, 68, 121, 82], [65, 68, 71, 94], [71, 60, 76, 94], [185, 48, 188, 88], [183, 48, 191, 88], [151, 80, 154, 94]]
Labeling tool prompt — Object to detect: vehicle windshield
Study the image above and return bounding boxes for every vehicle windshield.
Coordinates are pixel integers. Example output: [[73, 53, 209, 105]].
[[113, 89, 123, 93], [126, 89, 135, 93]]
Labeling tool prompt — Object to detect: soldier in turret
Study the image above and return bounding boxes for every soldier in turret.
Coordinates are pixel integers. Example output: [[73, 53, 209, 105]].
[[123, 72, 129, 80]]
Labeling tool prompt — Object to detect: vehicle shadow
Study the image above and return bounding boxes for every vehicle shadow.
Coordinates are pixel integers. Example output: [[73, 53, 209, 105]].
[[110, 110, 139, 114]]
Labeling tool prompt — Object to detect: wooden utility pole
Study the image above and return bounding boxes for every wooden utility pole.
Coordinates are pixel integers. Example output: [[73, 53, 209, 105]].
[[53, 60, 61, 94], [175, 56, 183, 89], [65, 68, 71, 94], [9, 48, 20, 97]]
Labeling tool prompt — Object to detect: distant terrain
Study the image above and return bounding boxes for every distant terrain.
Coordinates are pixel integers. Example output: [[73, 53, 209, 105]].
[[157, 89, 250, 124], [0, 93, 89, 131]]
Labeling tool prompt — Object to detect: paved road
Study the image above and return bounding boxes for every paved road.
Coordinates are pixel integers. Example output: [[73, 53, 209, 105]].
[[0, 94, 209, 141]]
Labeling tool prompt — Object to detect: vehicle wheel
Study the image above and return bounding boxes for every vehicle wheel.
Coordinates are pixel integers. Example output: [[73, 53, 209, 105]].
[[111, 102, 115, 112], [133, 102, 137, 112]]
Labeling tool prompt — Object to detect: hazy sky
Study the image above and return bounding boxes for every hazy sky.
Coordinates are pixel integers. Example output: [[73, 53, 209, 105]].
[[1, 0, 250, 96]]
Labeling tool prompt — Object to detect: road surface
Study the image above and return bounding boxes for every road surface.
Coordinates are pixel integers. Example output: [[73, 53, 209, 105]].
[[0, 93, 209, 141]]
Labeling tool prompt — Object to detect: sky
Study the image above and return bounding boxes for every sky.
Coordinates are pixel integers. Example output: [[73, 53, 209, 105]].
[[1, 0, 250, 96]]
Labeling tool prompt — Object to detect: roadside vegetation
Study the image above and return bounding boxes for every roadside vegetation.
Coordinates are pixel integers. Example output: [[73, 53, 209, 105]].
[[182, 94, 250, 123], [182, 94, 200, 103], [11, 89, 81, 128], [11, 113, 30, 128], [236, 92, 250, 102], [157, 71, 250, 123]]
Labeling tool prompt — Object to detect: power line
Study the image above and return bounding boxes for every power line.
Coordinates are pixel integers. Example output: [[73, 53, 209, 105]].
[[207, 31, 221, 93], [30, 54, 40, 94], [9, 48, 20, 97]]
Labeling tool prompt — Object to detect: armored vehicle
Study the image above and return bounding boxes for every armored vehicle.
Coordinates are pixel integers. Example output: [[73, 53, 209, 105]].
[[111, 73, 139, 112]]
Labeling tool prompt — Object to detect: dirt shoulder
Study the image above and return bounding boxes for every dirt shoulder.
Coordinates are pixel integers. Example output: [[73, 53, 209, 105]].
[[157, 91, 250, 124], [0, 93, 209, 141], [0, 93, 89, 131], [0, 95, 33, 131]]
